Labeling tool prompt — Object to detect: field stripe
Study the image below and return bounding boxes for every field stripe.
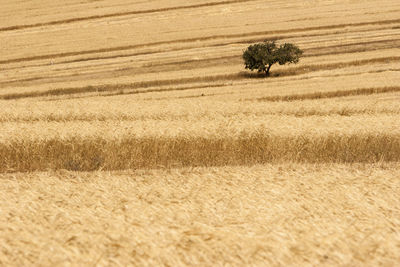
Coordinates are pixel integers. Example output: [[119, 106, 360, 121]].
[[5, 103, 400, 123], [1, 19, 399, 65], [4, 25, 398, 71], [1, 41, 399, 89], [0, 0, 256, 32], [256, 86, 400, 102], [0, 73, 240, 100], [2, 55, 399, 99]]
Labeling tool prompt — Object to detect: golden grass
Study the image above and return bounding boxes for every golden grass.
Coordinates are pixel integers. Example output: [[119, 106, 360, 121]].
[[257, 86, 400, 102], [1, 23, 397, 77], [1, 91, 399, 122], [2, 18, 399, 62], [0, 74, 239, 100], [2, 1, 400, 93], [2, 112, 400, 140], [1, 0, 400, 265], [1, 163, 399, 265], [1, 132, 400, 172], [0, 0, 256, 32], [2, 56, 399, 100]]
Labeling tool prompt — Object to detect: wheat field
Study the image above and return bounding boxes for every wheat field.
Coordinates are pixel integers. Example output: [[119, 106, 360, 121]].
[[1, 0, 400, 265]]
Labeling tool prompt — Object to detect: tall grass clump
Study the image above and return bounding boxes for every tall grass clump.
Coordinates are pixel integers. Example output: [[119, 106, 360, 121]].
[[1, 132, 400, 172]]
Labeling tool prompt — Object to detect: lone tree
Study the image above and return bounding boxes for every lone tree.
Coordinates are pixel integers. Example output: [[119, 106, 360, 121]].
[[243, 41, 303, 76]]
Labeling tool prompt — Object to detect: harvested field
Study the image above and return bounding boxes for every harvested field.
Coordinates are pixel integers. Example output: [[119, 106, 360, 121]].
[[1, 0, 400, 265]]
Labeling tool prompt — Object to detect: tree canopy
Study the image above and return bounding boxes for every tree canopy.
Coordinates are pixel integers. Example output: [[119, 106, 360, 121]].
[[243, 41, 303, 76]]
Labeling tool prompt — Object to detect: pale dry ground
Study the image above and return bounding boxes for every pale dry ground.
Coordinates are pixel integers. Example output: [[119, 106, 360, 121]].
[[1, 164, 400, 266], [1, 0, 400, 265]]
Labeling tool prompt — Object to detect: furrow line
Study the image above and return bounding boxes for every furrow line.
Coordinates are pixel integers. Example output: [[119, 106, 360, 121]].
[[2, 56, 400, 100], [1, 19, 399, 65], [0, 0, 256, 32]]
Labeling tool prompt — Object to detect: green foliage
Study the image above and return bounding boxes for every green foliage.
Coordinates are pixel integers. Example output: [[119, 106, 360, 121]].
[[243, 41, 303, 76]]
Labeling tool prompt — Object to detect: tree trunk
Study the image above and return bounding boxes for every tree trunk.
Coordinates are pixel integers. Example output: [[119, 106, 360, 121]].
[[265, 64, 272, 76]]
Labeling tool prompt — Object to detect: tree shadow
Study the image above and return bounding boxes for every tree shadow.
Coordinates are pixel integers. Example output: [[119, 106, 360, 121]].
[[238, 71, 289, 79]]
